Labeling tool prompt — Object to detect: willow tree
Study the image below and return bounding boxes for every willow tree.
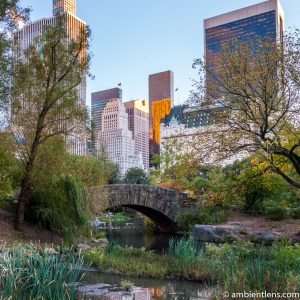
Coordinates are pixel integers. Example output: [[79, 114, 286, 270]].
[[191, 30, 300, 189], [12, 18, 91, 229]]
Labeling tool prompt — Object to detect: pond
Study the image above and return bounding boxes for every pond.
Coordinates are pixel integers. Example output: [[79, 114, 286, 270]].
[[86, 213, 211, 299], [82, 271, 212, 300], [94, 212, 181, 253]]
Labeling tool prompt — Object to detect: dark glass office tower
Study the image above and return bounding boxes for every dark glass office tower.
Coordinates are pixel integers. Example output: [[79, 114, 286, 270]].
[[91, 88, 122, 134], [204, 0, 284, 94]]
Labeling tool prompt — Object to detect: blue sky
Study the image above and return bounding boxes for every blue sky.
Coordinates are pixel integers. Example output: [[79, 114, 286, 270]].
[[19, 0, 300, 107]]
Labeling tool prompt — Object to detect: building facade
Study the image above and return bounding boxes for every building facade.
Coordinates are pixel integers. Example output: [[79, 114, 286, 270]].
[[148, 70, 174, 157], [53, 0, 76, 15], [97, 99, 144, 175], [13, 0, 88, 156], [160, 105, 225, 167], [91, 88, 122, 134], [204, 0, 284, 94], [124, 99, 149, 170]]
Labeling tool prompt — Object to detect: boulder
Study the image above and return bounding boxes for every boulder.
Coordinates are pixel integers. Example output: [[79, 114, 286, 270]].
[[192, 225, 243, 243], [77, 243, 91, 252], [77, 284, 150, 300], [251, 232, 281, 245], [91, 238, 108, 247], [44, 247, 58, 255]]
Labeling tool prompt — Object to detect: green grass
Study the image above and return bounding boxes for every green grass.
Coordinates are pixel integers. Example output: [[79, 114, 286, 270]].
[[98, 213, 132, 223], [83, 239, 300, 297], [0, 244, 84, 300]]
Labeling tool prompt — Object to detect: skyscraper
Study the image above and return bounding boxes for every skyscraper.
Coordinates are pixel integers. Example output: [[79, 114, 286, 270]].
[[204, 0, 284, 82], [13, 0, 88, 156], [148, 70, 174, 157], [91, 88, 122, 134], [97, 99, 144, 175], [124, 99, 149, 170], [53, 0, 76, 16]]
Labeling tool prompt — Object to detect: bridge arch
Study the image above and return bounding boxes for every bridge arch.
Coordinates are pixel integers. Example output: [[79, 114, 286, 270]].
[[89, 185, 189, 233]]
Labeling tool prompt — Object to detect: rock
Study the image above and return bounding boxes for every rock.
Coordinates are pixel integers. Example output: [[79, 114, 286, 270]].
[[192, 225, 243, 243], [44, 247, 58, 255], [252, 232, 281, 245], [77, 243, 91, 252], [77, 283, 151, 300], [91, 238, 107, 247]]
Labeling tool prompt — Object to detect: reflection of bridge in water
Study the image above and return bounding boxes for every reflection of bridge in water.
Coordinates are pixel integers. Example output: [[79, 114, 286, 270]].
[[89, 185, 191, 233]]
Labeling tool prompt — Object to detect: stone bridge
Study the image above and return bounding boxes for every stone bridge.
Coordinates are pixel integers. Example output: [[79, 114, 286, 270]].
[[89, 185, 190, 232]]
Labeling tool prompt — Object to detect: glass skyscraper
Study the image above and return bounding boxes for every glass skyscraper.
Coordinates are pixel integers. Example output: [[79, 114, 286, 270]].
[[204, 0, 284, 87]]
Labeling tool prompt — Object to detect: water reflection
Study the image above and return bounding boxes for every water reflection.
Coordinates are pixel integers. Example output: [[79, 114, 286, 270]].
[[94, 215, 180, 253], [83, 272, 211, 300], [105, 228, 180, 253]]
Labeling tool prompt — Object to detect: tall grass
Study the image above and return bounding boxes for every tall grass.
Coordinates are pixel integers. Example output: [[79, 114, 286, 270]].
[[84, 239, 300, 295], [0, 244, 84, 300]]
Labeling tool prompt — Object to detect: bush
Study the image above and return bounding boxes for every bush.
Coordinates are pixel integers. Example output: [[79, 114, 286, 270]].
[[264, 205, 287, 221], [175, 207, 228, 232], [123, 167, 150, 185], [291, 207, 300, 219], [31, 175, 90, 242]]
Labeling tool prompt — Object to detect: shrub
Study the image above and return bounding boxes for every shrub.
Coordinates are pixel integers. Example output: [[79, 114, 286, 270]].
[[291, 207, 300, 219], [31, 175, 90, 242], [175, 207, 228, 232], [123, 167, 150, 185], [264, 205, 287, 221]]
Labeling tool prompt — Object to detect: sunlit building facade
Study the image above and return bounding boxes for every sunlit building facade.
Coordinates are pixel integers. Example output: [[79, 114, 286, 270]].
[[148, 70, 174, 157], [13, 0, 88, 156], [53, 0, 76, 16], [124, 99, 149, 170]]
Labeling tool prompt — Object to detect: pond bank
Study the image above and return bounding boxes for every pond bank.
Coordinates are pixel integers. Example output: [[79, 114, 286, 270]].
[[82, 239, 300, 297]]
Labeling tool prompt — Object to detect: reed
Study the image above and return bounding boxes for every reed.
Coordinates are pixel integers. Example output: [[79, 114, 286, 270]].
[[0, 244, 84, 300]]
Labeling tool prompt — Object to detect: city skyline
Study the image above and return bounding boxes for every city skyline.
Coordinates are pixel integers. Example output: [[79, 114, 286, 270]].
[[19, 0, 300, 108]]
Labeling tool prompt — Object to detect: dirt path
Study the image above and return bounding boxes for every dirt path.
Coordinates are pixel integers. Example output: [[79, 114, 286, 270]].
[[0, 209, 62, 246], [221, 210, 300, 240]]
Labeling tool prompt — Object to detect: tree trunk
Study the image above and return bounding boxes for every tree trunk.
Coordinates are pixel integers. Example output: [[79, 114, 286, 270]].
[[15, 174, 31, 230], [15, 133, 42, 230]]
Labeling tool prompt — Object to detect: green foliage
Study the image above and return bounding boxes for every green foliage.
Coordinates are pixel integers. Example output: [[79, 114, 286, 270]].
[[0, 133, 22, 204], [206, 241, 300, 295], [175, 207, 228, 232], [291, 207, 300, 219], [32, 176, 89, 241], [123, 167, 150, 185], [264, 205, 288, 221], [0, 244, 83, 300], [167, 238, 198, 264], [67, 154, 113, 187]]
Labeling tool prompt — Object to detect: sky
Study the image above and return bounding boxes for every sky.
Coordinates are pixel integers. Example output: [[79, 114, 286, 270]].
[[19, 0, 300, 108]]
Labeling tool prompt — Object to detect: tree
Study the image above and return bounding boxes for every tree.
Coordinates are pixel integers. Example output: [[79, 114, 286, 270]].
[[192, 30, 300, 189], [123, 167, 150, 185], [0, 133, 20, 201], [11, 19, 91, 229], [0, 0, 30, 129]]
